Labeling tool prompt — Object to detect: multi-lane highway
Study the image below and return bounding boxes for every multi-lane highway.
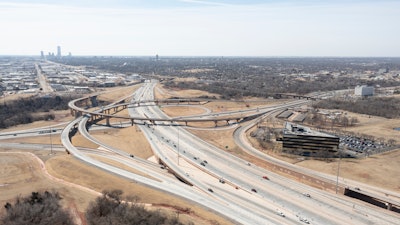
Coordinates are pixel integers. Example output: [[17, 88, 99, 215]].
[[60, 80, 400, 224]]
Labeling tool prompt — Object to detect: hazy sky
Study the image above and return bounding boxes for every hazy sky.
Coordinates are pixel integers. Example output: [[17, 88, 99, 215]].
[[1, 0, 399, 56]]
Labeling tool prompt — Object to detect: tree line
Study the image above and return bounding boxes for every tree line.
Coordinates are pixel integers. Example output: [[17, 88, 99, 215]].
[[314, 97, 400, 119], [1, 190, 193, 225], [0, 95, 80, 129]]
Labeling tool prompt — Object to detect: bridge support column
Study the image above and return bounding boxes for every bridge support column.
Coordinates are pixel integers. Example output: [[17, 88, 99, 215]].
[[226, 120, 230, 125], [386, 203, 392, 210], [106, 117, 110, 126], [75, 111, 82, 118], [131, 119, 134, 126], [185, 121, 188, 126], [214, 121, 218, 127]]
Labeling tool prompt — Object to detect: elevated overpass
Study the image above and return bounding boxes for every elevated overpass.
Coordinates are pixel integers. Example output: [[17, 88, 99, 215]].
[[68, 96, 268, 127]]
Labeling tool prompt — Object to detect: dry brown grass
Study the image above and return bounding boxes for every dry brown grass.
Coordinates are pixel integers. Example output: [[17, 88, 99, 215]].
[[161, 106, 207, 117], [203, 101, 274, 113], [71, 133, 100, 149], [296, 151, 400, 192], [88, 154, 160, 181], [0, 152, 98, 220], [341, 111, 400, 143], [96, 85, 140, 103], [155, 84, 220, 99], [91, 126, 154, 159]]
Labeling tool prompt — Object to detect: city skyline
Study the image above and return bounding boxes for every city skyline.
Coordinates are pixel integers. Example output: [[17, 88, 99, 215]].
[[1, 0, 399, 57]]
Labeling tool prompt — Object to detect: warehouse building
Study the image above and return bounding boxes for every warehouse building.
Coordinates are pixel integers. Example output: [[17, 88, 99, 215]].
[[282, 122, 339, 157]]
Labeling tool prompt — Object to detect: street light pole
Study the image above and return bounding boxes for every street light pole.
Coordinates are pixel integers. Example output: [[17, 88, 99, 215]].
[[335, 148, 342, 194], [177, 127, 180, 165]]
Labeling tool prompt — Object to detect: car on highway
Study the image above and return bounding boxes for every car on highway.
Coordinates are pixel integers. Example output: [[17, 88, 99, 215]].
[[262, 176, 269, 180], [208, 188, 213, 193], [303, 193, 311, 198], [299, 217, 310, 224], [200, 162, 206, 166], [219, 178, 225, 184], [251, 188, 257, 193], [277, 211, 285, 217], [129, 154, 134, 158]]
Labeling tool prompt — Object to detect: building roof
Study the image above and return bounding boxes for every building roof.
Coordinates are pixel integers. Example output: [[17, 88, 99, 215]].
[[283, 122, 336, 138]]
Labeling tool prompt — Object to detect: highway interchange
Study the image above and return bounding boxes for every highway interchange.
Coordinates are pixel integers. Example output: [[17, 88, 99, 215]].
[[3, 80, 400, 224]]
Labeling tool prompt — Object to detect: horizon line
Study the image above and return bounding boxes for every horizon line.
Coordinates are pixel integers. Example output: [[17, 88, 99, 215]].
[[1, 54, 400, 58]]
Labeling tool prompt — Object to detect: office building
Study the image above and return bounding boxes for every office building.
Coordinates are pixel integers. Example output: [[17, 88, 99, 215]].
[[57, 46, 61, 58], [282, 122, 339, 157]]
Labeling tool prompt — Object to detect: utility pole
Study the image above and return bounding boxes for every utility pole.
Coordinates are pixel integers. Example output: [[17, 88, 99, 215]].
[[49, 125, 53, 155]]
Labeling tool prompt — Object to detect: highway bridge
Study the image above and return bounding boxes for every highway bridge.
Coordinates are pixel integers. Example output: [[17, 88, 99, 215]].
[[68, 95, 269, 127]]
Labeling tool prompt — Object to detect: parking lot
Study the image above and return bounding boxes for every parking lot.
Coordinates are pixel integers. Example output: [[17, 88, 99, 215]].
[[338, 135, 389, 157]]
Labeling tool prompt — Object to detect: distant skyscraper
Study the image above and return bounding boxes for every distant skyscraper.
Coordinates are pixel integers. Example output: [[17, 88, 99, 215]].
[[156, 54, 159, 61], [57, 46, 61, 58], [40, 51, 44, 59]]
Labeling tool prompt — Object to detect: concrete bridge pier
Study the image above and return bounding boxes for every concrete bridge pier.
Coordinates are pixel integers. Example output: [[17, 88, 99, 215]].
[[75, 111, 82, 118], [90, 96, 98, 107]]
